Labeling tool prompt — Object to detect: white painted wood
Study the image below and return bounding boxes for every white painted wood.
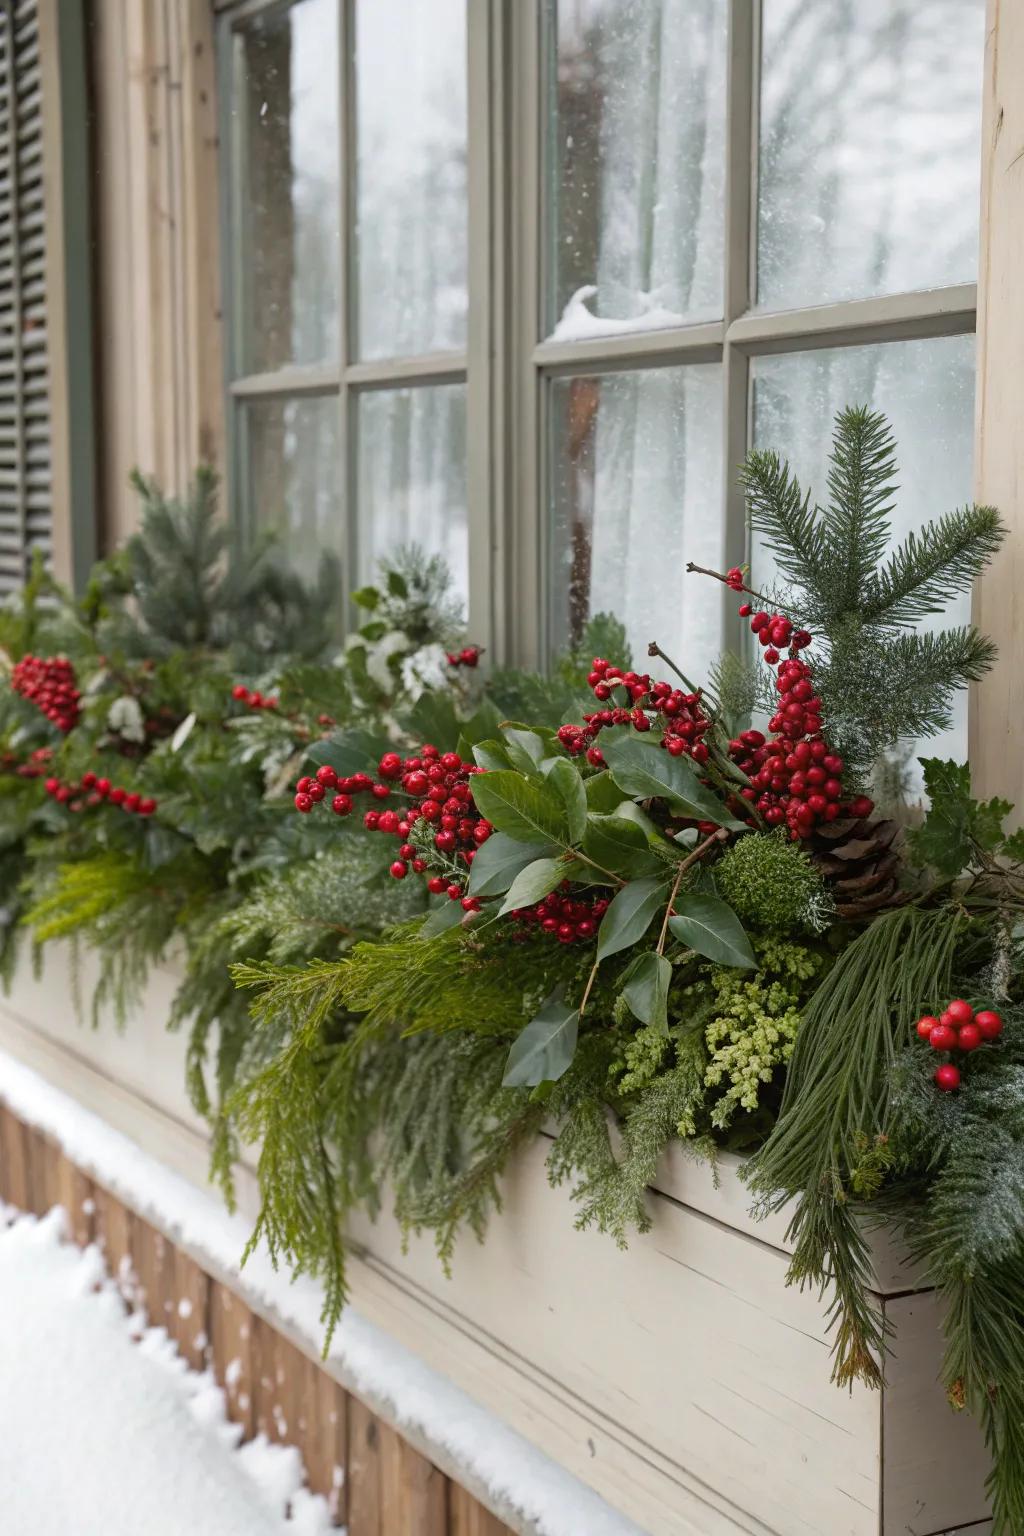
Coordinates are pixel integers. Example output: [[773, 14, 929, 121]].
[[0, 946, 993, 1535]]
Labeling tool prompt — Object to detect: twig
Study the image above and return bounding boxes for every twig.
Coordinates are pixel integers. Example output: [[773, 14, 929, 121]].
[[577, 958, 601, 1023], [656, 828, 728, 954], [685, 561, 776, 610]]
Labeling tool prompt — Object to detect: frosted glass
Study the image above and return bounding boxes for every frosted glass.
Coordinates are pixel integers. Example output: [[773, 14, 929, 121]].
[[757, 0, 985, 309], [237, 0, 340, 374], [550, 365, 723, 681], [547, 0, 726, 341], [354, 0, 468, 360], [751, 336, 976, 777], [357, 386, 468, 608], [245, 397, 341, 581]]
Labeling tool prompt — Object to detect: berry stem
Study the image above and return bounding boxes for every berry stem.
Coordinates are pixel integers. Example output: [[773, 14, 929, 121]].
[[645, 641, 711, 705], [577, 958, 601, 1024], [685, 560, 775, 609], [656, 828, 728, 955]]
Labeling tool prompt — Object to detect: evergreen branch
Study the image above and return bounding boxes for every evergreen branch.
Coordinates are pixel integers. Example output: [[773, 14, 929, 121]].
[[821, 406, 898, 610], [740, 451, 828, 609], [863, 505, 1005, 627]]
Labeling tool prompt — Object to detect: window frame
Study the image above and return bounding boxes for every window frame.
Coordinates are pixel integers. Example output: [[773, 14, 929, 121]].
[[216, 0, 980, 668]]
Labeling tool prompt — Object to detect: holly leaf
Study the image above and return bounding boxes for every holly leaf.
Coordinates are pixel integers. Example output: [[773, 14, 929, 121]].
[[596, 876, 669, 961], [1002, 828, 1024, 864], [502, 990, 580, 1086], [581, 813, 663, 880], [470, 771, 571, 845], [668, 894, 755, 969], [498, 857, 566, 916], [601, 735, 741, 826], [543, 757, 587, 844], [909, 757, 1014, 878], [620, 950, 672, 1031], [467, 832, 557, 897]]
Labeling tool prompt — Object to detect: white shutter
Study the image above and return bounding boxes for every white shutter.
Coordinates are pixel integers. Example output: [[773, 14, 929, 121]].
[[0, 0, 50, 594]]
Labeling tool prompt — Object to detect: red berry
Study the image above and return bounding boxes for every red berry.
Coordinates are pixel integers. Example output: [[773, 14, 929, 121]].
[[446, 883, 462, 900], [427, 876, 446, 895], [379, 752, 403, 779], [934, 1064, 961, 1092], [390, 861, 407, 879], [946, 998, 974, 1025], [123, 792, 141, 813], [307, 783, 325, 803], [850, 795, 874, 819], [404, 770, 429, 797], [957, 1023, 982, 1052], [138, 798, 157, 816], [109, 787, 126, 806], [232, 684, 248, 701], [371, 783, 390, 800], [331, 794, 352, 816], [363, 811, 379, 830], [412, 858, 426, 873], [296, 777, 313, 794], [316, 765, 338, 788], [929, 1023, 958, 1052], [916, 1015, 939, 1039], [975, 1010, 1004, 1040], [82, 771, 97, 789]]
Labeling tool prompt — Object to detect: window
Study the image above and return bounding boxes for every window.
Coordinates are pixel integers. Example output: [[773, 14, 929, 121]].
[[219, 0, 986, 721]]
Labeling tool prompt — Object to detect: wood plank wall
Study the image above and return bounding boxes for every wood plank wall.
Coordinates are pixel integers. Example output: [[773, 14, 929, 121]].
[[87, 0, 225, 549], [0, 1102, 515, 1536]]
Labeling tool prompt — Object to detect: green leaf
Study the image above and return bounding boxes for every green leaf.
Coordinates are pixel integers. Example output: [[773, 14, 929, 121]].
[[455, 699, 504, 760], [602, 735, 740, 826], [908, 757, 1014, 878], [467, 832, 557, 897], [386, 568, 409, 598], [596, 877, 669, 961], [404, 691, 461, 751], [543, 758, 587, 844], [306, 732, 379, 778], [502, 727, 548, 774], [502, 989, 580, 1086], [584, 771, 627, 813], [351, 585, 380, 610], [621, 950, 672, 1031], [668, 894, 755, 969], [470, 771, 571, 845], [498, 857, 566, 915], [419, 901, 465, 938], [581, 814, 663, 880], [471, 739, 513, 772]]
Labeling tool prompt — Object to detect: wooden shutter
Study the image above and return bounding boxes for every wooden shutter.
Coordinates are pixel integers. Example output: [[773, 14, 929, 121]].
[[0, 0, 50, 594]]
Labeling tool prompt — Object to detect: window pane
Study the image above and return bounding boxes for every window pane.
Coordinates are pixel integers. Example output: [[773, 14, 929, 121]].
[[751, 336, 976, 776], [236, 0, 340, 374], [550, 366, 723, 681], [354, 0, 468, 360], [242, 396, 341, 581], [356, 386, 468, 607], [757, 0, 985, 310], [546, 0, 727, 341]]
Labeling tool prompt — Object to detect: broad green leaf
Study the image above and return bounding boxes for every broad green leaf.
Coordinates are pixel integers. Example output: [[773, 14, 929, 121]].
[[596, 876, 669, 961], [584, 771, 626, 812], [419, 901, 465, 938], [498, 857, 566, 915], [455, 699, 504, 761], [404, 690, 462, 752], [503, 990, 580, 1086], [543, 758, 588, 844], [386, 568, 409, 598], [467, 832, 557, 896], [306, 733, 378, 778], [350, 585, 380, 611], [668, 894, 755, 969], [582, 814, 664, 880], [472, 738, 514, 772], [612, 799, 666, 845], [502, 727, 548, 774], [602, 734, 741, 827], [621, 950, 672, 1031], [470, 771, 571, 845]]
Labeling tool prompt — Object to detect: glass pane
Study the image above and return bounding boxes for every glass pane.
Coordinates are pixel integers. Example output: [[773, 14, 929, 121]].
[[546, 0, 727, 340], [243, 396, 341, 581], [357, 385, 468, 608], [757, 0, 985, 309], [354, 0, 468, 360], [236, 0, 340, 374], [550, 365, 723, 682], [751, 336, 976, 779]]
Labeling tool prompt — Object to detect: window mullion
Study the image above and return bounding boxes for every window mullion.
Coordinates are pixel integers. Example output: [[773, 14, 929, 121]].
[[338, 0, 356, 619]]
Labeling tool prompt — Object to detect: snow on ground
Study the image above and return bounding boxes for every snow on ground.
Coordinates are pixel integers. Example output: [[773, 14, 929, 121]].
[[0, 1203, 331, 1536], [0, 1051, 646, 1536]]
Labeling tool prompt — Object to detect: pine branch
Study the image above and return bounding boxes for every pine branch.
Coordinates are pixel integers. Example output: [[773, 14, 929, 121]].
[[821, 406, 898, 612], [741, 450, 828, 610], [863, 505, 1005, 627]]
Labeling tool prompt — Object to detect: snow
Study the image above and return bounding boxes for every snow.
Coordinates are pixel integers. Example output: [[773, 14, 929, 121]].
[[0, 1205, 331, 1536], [0, 1051, 645, 1536], [549, 284, 690, 343]]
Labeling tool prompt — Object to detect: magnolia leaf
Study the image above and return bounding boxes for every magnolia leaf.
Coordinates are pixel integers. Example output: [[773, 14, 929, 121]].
[[621, 950, 672, 1031], [498, 857, 566, 915], [596, 877, 669, 961], [502, 727, 548, 774], [170, 711, 197, 753], [668, 894, 755, 969], [602, 735, 741, 826], [470, 771, 571, 845], [502, 990, 580, 1086], [581, 814, 663, 880], [584, 771, 626, 812], [544, 758, 588, 844], [467, 832, 556, 896]]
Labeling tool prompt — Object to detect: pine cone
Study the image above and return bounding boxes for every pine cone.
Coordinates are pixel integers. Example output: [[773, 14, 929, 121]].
[[808, 817, 907, 919]]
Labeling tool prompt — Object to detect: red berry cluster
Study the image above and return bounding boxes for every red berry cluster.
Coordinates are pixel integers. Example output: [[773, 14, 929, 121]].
[[510, 885, 609, 944], [915, 999, 1004, 1091], [12, 655, 81, 733], [231, 684, 279, 711], [557, 659, 713, 768], [294, 746, 491, 905], [728, 604, 870, 837], [446, 646, 482, 669], [1, 746, 53, 779], [43, 771, 157, 817]]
